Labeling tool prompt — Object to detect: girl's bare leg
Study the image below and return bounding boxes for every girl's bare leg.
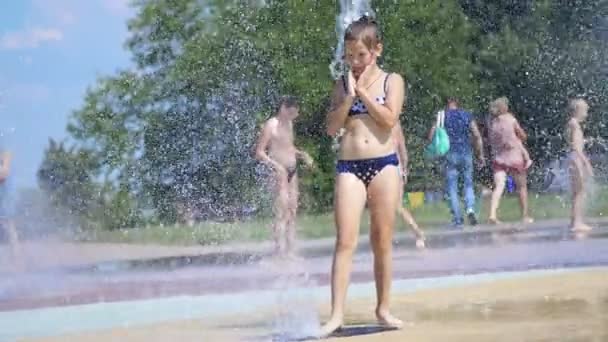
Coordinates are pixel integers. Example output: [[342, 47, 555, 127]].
[[397, 179, 424, 248], [488, 170, 506, 223], [368, 166, 403, 328], [397, 207, 425, 248], [320, 173, 367, 336], [570, 160, 592, 232]]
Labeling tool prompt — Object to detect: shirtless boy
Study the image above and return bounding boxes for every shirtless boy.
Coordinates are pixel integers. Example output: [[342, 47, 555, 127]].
[[255, 97, 314, 258]]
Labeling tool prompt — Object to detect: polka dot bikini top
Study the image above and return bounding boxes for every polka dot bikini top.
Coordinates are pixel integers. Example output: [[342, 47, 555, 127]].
[[344, 72, 391, 116]]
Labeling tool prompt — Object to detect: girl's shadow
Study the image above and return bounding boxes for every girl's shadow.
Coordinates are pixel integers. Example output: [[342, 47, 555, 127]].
[[264, 324, 399, 341]]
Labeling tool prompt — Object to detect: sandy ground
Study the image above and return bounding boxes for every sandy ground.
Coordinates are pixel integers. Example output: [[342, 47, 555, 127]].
[[21, 268, 608, 342]]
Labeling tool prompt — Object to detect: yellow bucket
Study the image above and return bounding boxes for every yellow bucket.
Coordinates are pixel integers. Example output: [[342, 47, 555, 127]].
[[407, 192, 425, 209]]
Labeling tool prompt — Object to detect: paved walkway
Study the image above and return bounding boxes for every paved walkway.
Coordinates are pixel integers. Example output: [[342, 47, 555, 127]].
[[1, 218, 607, 312], [13, 268, 606, 342], [1, 217, 607, 273]]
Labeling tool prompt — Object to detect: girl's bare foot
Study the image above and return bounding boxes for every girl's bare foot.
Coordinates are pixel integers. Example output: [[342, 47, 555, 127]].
[[376, 309, 404, 329], [415, 237, 426, 249], [285, 252, 304, 263], [319, 316, 343, 337], [522, 216, 534, 224], [488, 217, 502, 225], [571, 223, 592, 232]]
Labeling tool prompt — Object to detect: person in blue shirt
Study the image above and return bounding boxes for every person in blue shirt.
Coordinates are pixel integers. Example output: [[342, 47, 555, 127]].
[[429, 98, 485, 228]]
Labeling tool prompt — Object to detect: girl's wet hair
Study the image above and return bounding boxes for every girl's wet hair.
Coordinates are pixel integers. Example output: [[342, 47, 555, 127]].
[[495, 97, 509, 108], [567, 98, 586, 116], [344, 15, 383, 50], [489, 97, 509, 116]]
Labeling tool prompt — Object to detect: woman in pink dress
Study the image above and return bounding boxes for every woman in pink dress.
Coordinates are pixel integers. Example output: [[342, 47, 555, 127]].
[[487, 97, 533, 224]]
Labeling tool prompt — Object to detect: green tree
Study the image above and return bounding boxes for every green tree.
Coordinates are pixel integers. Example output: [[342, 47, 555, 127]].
[[243, 0, 482, 193], [48, 0, 576, 229], [41, 0, 489, 227], [57, 0, 276, 225], [37, 140, 100, 224], [466, 0, 608, 184], [379, 0, 480, 190], [37, 139, 142, 230]]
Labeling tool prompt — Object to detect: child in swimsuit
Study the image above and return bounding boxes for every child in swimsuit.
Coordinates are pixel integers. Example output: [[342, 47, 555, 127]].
[[566, 98, 593, 233], [255, 97, 314, 258], [321, 15, 406, 335], [392, 122, 425, 249]]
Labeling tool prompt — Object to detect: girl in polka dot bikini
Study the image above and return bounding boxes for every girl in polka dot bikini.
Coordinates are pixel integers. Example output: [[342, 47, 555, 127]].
[[322, 15, 406, 336]]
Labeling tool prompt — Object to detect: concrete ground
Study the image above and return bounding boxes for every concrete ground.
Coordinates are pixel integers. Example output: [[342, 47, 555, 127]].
[[15, 268, 608, 342], [1, 218, 608, 341]]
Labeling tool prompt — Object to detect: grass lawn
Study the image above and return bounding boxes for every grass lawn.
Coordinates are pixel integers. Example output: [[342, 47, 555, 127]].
[[77, 188, 608, 246]]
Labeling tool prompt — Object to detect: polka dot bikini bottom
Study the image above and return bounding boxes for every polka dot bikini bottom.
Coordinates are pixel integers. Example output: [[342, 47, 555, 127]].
[[336, 153, 399, 187]]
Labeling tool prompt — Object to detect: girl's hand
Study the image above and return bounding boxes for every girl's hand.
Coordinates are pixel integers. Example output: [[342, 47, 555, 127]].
[[355, 54, 378, 89], [356, 64, 374, 90], [346, 70, 357, 97], [303, 154, 315, 169], [298, 151, 314, 169], [401, 167, 408, 184]]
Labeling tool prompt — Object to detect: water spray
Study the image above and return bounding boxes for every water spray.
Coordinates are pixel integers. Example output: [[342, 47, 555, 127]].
[[329, 0, 375, 80]]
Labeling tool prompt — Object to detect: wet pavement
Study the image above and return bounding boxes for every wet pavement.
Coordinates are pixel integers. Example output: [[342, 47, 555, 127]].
[[1, 220, 607, 312]]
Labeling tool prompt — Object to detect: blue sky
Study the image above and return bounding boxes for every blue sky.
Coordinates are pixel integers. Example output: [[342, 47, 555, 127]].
[[0, 0, 133, 188]]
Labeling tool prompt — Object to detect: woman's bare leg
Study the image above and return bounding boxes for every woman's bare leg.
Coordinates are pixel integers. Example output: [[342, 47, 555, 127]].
[[320, 173, 367, 336], [368, 165, 403, 328], [488, 170, 506, 223]]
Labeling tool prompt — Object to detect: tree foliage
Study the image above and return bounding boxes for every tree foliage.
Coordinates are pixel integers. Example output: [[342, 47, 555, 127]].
[[39, 0, 608, 229]]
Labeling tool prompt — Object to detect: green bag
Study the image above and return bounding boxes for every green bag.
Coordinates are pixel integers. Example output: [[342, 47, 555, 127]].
[[425, 110, 450, 158]]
